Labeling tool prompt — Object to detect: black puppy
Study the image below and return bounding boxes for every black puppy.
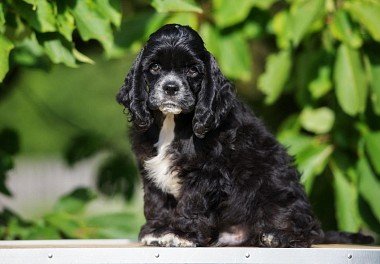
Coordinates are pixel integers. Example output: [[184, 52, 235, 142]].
[[117, 24, 373, 247]]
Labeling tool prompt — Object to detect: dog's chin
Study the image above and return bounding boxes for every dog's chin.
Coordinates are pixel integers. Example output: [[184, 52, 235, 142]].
[[159, 103, 182, 115]]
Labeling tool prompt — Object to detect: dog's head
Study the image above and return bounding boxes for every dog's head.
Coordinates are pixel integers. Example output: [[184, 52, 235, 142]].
[[117, 24, 235, 138]]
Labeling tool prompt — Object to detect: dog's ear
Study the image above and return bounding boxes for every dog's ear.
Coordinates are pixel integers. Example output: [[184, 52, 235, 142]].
[[116, 48, 152, 130], [192, 52, 235, 138]]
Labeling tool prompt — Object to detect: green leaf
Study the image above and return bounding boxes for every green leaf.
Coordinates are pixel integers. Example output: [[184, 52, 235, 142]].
[[12, 0, 56, 32], [309, 64, 332, 99], [213, 0, 255, 28], [298, 143, 334, 194], [73, 49, 95, 64], [0, 2, 5, 33], [200, 23, 220, 57], [329, 10, 362, 48], [152, 0, 203, 14], [366, 51, 380, 115], [0, 35, 14, 83], [26, 225, 61, 239], [345, 1, 380, 42], [288, 0, 325, 46], [54, 188, 96, 214], [271, 10, 291, 49], [251, 0, 277, 9], [364, 132, 380, 174], [37, 33, 77, 68], [0, 128, 20, 155], [64, 133, 105, 166], [0, 173, 12, 197], [12, 34, 48, 68], [86, 212, 138, 238], [334, 44, 367, 116], [113, 12, 167, 56], [94, 0, 121, 27], [44, 212, 84, 238], [68, 0, 114, 54], [166, 12, 198, 29], [331, 161, 361, 232], [300, 107, 335, 134], [201, 25, 251, 81], [357, 157, 380, 222], [56, 3, 75, 41], [97, 154, 138, 200], [258, 50, 292, 104], [218, 32, 252, 81]]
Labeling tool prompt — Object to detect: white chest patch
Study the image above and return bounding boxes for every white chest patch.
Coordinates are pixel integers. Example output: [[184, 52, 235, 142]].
[[144, 114, 181, 198]]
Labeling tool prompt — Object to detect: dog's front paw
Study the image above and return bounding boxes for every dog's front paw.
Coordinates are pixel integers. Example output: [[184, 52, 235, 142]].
[[140, 233, 196, 247], [260, 233, 280, 247]]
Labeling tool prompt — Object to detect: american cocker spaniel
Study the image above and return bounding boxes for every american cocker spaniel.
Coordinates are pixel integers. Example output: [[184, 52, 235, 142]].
[[116, 24, 373, 247]]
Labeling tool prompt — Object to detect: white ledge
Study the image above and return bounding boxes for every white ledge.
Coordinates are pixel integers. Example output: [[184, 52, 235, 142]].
[[0, 240, 379, 264]]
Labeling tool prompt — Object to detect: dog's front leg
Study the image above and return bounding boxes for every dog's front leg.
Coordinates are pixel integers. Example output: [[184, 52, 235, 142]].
[[139, 183, 176, 246], [169, 191, 219, 247]]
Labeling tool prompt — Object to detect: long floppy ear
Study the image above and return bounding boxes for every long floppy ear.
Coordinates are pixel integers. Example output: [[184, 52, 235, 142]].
[[192, 52, 235, 138], [116, 48, 152, 130]]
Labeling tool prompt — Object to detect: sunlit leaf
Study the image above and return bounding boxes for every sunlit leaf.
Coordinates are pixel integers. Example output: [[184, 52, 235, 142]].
[[288, 0, 325, 46], [309, 64, 332, 99], [44, 212, 83, 238], [258, 50, 292, 104], [300, 107, 335, 134], [68, 0, 114, 54], [166, 12, 198, 29], [331, 161, 361, 232], [73, 49, 95, 64], [95, 0, 122, 27], [213, 0, 255, 28], [152, 0, 203, 14], [271, 10, 291, 49], [251, 0, 277, 9], [26, 225, 60, 239], [345, 0, 380, 41], [0, 3, 5, 33], [200, 23, 220, 57], [54, 188, 97, 214], [201, 24, 251, 80], [86, 212, 139, 238], [364, 132, 380, 174], [37, 33, 77, 68], [298, 144, 334, 194], [357, 157, 380, 222], [0, 35, 14, 83], [12, 0, 56, 32], [334, 44, 367, 116], [366, 51, 380, 115], [56, 2, 75, 41], [329, 10, 362, 48], [218, 32, 252, 81]]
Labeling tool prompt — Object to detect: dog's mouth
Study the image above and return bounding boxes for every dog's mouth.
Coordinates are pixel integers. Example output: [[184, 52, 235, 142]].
[[159, 102, 182, 115]]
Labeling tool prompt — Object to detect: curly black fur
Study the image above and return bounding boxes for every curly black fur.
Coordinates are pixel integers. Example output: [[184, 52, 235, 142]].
[[117, 24, 374, 247]]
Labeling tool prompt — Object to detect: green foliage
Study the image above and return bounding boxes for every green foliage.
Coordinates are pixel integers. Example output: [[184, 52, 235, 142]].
[[0, 0, 120, 83], [1, 0, 380, 240], [0, 188, 142, 239]]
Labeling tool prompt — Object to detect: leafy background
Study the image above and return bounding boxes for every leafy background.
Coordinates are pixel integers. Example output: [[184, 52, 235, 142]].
[[0, 0, 379, 242]]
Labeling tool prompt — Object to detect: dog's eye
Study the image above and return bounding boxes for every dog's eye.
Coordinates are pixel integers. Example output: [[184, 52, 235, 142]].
[[150, 63, 161, 74], [187, 66, 198, 77]]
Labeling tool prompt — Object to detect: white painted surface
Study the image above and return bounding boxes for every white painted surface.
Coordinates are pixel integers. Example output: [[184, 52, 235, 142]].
[[0, 240, 379, 264]]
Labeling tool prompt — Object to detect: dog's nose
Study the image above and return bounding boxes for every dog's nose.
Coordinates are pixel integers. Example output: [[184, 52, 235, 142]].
[[163, 82, 179, 95]]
